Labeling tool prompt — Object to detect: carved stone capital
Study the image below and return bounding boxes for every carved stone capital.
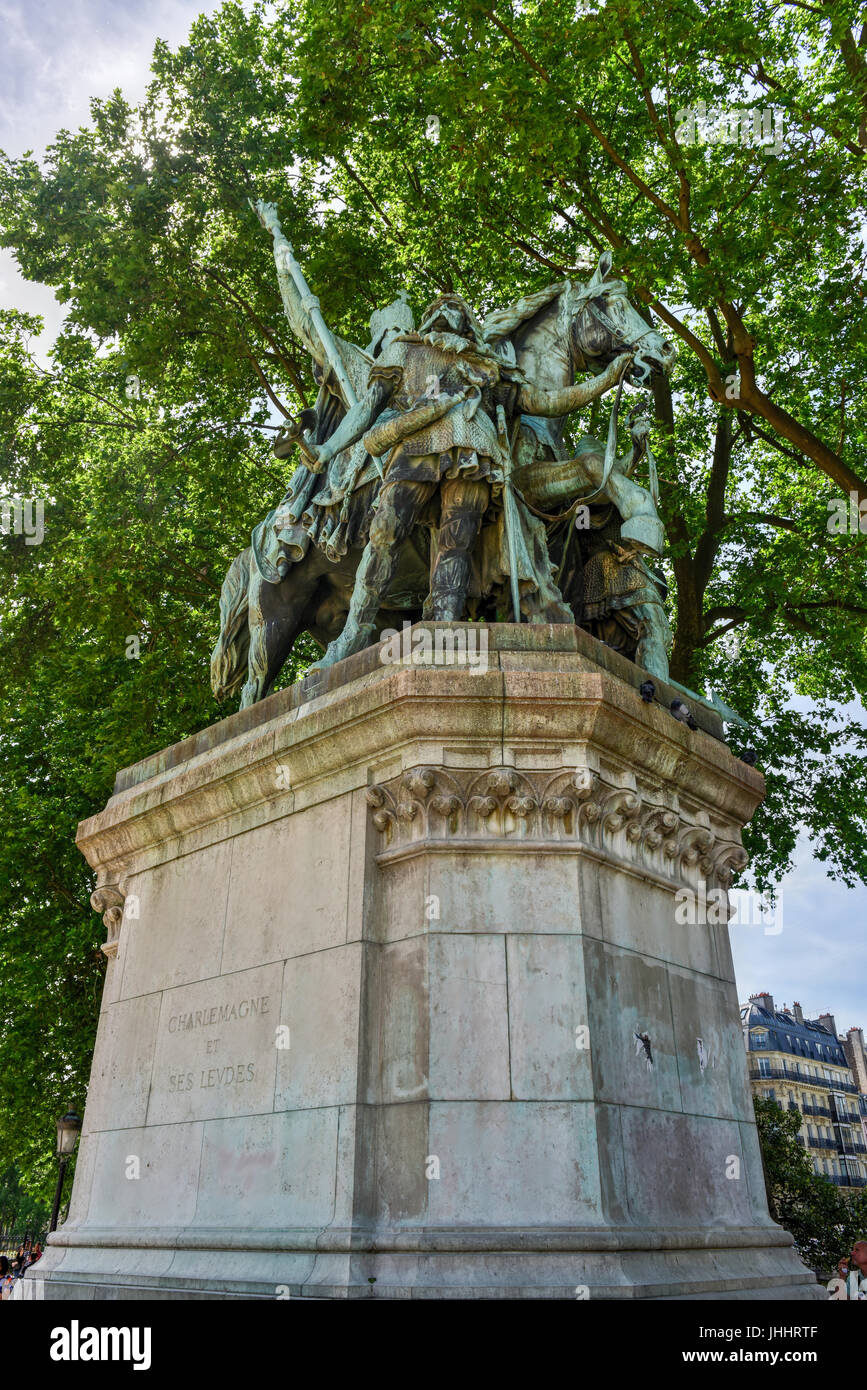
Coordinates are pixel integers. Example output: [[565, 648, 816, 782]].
[[367, 763, 749, 889], [90, 884, 127, 959]]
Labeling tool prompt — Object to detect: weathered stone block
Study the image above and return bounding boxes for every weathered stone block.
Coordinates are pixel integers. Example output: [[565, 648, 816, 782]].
[[275, 945, 363, 1110]]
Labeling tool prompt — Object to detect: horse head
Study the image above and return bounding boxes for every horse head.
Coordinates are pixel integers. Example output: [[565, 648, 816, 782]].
[[564, 252, 675, 387]]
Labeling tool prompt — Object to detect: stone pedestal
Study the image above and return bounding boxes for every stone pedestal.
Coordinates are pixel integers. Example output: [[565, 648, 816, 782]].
[[34, 625, 821, 1299]]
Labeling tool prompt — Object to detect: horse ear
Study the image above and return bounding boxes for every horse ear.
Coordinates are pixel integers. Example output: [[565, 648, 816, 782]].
[[595, 250, 613, 283]]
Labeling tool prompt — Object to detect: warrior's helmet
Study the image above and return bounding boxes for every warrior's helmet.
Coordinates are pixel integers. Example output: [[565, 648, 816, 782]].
[[418, 293, 487, 346], [367, 292, 415, 357]]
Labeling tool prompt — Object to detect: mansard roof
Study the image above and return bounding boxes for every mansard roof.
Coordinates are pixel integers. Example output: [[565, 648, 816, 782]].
[[741, 1000, 848, 1066]]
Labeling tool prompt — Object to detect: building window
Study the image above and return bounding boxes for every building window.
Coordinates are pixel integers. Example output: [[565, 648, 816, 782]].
[[758, 1058, 771, 1077]]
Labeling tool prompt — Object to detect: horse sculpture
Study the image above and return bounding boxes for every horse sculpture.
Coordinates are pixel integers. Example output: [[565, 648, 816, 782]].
[[211, 252, 674, 708]]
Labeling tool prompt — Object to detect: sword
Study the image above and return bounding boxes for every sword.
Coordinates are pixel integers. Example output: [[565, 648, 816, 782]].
[[251, 199, 359, 410], [498, 405, 523, 624]]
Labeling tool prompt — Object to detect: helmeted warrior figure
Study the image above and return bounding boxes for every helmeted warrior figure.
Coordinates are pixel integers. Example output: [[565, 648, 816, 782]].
[[517, 405, 672, 678], [482, 269, 675, 680], [212, 199, 426, 706], [259, 291, 417, 577], [565, 417, 672, 680], [302, 293, 631, 667]]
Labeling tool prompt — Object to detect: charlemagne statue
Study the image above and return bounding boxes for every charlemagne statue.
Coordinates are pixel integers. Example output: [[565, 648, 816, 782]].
[[210, 204, 674, 706]]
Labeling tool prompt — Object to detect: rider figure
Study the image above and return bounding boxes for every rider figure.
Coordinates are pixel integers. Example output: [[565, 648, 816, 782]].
[[303, 294, 631, 667]]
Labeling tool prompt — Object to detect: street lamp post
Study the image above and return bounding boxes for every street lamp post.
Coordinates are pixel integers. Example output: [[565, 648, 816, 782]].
[[49, 1109, 82, 1234]]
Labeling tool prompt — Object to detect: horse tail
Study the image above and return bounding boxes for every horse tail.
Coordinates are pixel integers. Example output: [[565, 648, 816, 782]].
[[210, 548, 252, 700]]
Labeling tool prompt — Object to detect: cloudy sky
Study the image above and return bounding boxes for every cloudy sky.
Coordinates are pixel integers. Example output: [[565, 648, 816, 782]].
[[1, 0, 864, 1032], [0, 0, 221, 350]]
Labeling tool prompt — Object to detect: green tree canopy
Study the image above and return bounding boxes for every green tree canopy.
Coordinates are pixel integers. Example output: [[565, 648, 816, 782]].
[[753, 1096, 866, 1274]]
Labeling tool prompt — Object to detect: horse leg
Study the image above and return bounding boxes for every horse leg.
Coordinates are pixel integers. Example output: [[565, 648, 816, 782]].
[[241, 554, 327, 707], [313, 479, 434, 668]]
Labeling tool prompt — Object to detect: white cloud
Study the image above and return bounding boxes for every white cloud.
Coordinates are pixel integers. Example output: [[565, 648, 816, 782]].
[[0, 0, 223, 353], [0, 248, 67, 364], [0, 0, 219, 159], [732, 832, 867, 1029]]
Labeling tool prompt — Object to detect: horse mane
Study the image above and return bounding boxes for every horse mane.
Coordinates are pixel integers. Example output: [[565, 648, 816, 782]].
[[481, 281, 573, 344]]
